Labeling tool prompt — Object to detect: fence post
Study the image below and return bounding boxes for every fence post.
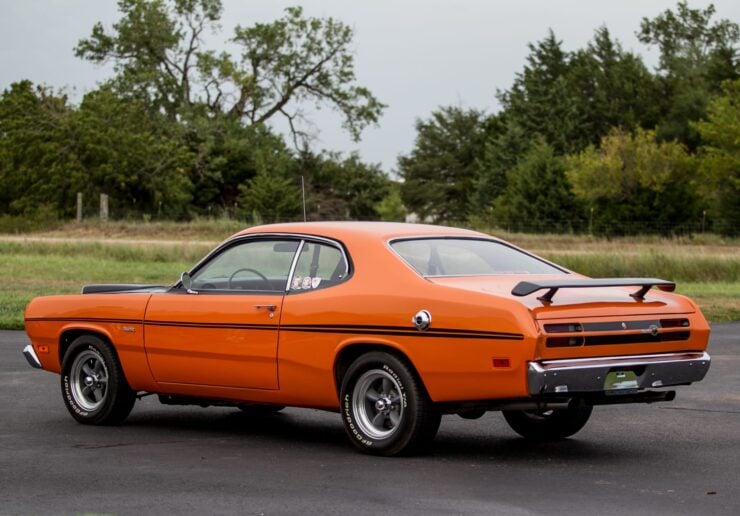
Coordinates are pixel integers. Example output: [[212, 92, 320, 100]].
[[100, 193, 109, 222], [76, 192, 83, 223]]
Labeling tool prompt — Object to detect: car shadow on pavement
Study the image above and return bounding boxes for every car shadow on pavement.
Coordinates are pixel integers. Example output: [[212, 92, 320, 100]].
[[114, 405, 658, 463]]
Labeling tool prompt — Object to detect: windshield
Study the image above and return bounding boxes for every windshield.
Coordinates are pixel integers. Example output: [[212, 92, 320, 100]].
[[390, 238, 566, 277]]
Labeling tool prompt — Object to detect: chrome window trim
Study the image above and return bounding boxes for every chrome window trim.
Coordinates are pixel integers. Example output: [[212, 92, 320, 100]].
[[285, 240, 306, 292]]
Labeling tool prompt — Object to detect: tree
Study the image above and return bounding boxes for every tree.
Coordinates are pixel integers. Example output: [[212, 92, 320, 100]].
[[75, 1, 384, 144], [399, 107, 487, 224], [693, 79, 740, 235], [0, 81, 76, 217], [295, 151, 390, 221], [74, 87, 194, 218], [492, 139, 581, 233], [566, 129, 701, 235], [568, 27, 662, 142], [497, 30, 583, 155], [638, 1, 740, 148], [0, 81, 195, 219]]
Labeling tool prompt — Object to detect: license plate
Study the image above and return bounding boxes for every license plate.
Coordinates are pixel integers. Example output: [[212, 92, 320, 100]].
[[604, 370, 639, 393]]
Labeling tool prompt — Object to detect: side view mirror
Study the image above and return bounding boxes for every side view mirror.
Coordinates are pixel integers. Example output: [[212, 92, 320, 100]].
[[180, 272, 198, 295]]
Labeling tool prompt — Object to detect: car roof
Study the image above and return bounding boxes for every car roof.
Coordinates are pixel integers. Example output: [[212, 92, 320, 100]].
[[233, 221, 489, 242]]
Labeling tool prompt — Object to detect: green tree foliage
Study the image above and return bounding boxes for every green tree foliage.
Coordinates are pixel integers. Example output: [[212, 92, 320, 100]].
[[497, 30, 581, 155], [693, 79, 740, 235], [0, 81, 76, 217], [638, 1, 739, 148], [566, 129, 701, 234], [0, 2, 389, 223], [492, 140, 581, 233], [0, 81, 195, 219], [471, 28, 664, 224], [399, 107, 487, 223], [237, 170, 302, 224], [375, 182, 407, 222], [296, 151, 389, 221], [75, 1, 384, 143], [568, 27, 662, 141]]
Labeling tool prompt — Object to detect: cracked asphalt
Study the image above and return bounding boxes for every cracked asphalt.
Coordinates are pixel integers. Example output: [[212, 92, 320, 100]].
[[1, 323, 738, 515]]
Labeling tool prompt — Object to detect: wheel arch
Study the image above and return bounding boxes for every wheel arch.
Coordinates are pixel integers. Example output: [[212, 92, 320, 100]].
[[59, 327, 116, 365], [333, 341, 429, 398]]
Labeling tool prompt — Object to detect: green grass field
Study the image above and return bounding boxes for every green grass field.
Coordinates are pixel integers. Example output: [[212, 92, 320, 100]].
[[0, 222, 737, 329]]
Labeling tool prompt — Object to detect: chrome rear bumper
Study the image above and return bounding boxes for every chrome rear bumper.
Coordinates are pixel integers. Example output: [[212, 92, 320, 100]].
[[528, 351, 710, 395], [23, 345, 43, 369]]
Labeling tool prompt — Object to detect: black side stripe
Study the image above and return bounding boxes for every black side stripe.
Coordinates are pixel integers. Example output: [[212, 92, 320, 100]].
[[26, 317, 523, 340], [25, 317, 143, 325]]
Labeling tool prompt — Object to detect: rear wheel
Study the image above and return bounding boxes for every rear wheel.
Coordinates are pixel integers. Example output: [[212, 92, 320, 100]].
[[61, 335, 136, 425], [340, 351, 440, 456], [502, 405, 592, 440]]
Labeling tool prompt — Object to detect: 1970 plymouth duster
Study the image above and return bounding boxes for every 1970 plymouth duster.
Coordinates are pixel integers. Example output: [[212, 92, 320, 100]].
[[23, 222, 711, 455]]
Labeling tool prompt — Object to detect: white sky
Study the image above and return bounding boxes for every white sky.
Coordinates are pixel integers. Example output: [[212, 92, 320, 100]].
[[1, 0, 738, 174]]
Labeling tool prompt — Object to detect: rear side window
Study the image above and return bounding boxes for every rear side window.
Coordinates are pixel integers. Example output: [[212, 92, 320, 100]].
[[289, 241, 348, 291], [390, 238, 565, 277]]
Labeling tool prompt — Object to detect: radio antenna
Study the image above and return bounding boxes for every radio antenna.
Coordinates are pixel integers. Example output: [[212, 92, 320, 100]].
[[301, 176, 307, 222]]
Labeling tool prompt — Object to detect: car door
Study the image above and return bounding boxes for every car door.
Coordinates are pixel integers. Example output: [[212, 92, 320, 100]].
[[144, 237, 299, 390]]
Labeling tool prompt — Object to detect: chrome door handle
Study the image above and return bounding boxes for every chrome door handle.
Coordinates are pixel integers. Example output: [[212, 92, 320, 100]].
[[255, 304, 277, 312]]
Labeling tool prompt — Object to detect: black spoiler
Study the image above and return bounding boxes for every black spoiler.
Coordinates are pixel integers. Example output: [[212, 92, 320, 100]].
[[81, 284, 167, 294], [511, 278, 676, 303]]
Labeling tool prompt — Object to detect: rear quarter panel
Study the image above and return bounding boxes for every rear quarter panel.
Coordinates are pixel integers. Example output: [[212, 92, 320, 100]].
[[277, 235, 539, 407]]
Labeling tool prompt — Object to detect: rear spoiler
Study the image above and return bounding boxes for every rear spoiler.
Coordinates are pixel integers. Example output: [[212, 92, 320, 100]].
[[511, 278, 676, 303], [81, 284, 166, 294]]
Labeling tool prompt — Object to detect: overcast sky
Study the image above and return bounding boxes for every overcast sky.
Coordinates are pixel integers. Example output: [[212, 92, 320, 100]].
[[1, 0, 738, 173]]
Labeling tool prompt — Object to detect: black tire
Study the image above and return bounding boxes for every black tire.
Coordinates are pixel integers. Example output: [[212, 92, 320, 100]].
[[237, 404, 285, 415], [502, 405, 593, 441], [340, 351, 441, 456], [61, 335, 136, 425]]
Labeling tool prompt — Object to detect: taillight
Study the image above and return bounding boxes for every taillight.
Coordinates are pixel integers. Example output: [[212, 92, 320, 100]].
[[546, 336, 585, 347], [544, 323, 583, 333], [660, 318, 690, 328]]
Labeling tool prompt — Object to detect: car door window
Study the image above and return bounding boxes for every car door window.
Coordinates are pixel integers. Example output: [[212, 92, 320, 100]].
[[289, 241, 347, 291], [191, 239, 299, 292]]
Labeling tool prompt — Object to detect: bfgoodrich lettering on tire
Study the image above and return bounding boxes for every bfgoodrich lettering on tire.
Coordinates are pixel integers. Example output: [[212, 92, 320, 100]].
[[61, 335, 136, 425], [340, 351, 441, 456]]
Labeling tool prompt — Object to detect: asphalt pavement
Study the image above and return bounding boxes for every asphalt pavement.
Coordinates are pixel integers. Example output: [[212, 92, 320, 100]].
[[1, 324, 738, 515]]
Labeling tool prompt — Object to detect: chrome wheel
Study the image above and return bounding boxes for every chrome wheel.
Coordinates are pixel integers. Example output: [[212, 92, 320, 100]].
[[70, 350, 109, 411], [352, 369, 404, 440]]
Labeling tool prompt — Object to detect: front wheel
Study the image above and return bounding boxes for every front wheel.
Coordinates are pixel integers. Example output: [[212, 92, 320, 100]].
[[340, 352, 440, 456], [61, 335, 136, 425], [502, 404, 593, 441]]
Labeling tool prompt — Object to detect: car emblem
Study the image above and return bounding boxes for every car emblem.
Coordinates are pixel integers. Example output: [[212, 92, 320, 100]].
[[621, 322, 627, 330], [650, 325, 659, 337]]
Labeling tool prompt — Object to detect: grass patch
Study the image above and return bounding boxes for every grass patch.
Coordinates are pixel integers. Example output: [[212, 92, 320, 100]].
[[0, 248, 191, 330], [543, 252, 739, 283]]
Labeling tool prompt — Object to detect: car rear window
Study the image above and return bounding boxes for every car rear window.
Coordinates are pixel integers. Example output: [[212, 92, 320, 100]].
[[390, 238, 566, 277]]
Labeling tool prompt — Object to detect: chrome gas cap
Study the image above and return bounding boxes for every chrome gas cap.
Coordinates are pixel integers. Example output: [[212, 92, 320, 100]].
[[412, 310, 432, 331]]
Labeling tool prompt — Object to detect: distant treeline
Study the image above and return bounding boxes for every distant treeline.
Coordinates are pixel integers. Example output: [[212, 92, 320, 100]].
[[0, 1, 738, 235]]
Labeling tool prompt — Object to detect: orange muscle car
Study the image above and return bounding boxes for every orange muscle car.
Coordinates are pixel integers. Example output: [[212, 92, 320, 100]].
[[23, 222, 711, 455]]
